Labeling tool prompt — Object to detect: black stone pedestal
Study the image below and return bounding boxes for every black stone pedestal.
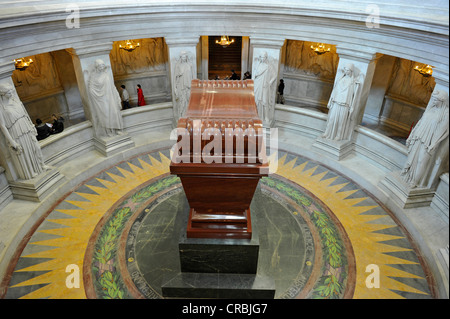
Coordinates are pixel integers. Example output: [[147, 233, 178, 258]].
[[162, 209, 276, 298], [161, 273, 275, 299], [178, 230, 260, 274]]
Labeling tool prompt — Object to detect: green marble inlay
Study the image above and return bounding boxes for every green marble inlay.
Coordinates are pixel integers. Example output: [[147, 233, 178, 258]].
[[90, 174, 350, 299], [260, 176, 349, 299], [91, 175, 180, 299]]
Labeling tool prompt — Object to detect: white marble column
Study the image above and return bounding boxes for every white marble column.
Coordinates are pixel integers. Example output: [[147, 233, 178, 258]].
[[250, 37, 285, 127], [313, 47, 380, 160], [379, 69, 449, 208], [0, 61, 64, 202], [241, 36, 250, 77], [165, 36, 199, 124], [200, 36, 209, 80], [68, 43, 134, 157]]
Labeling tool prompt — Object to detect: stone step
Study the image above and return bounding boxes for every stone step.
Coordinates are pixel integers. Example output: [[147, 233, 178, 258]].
[[161, 272, 275, 299]]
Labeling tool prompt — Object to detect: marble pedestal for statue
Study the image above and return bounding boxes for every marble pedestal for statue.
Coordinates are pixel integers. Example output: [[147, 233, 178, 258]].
[[379, 171, 436, 209], [9, 167, 65, 202], [94, 133, 135, 157], [0, 167, 13, 210], [312, 137, 353, 160], [161, 210, 276, 299]]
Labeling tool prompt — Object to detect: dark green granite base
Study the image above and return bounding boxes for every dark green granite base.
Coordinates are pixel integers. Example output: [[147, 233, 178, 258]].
[[130, 183, 316, 298], [179, 216, 260, 274], [161, 273, 275, 299]]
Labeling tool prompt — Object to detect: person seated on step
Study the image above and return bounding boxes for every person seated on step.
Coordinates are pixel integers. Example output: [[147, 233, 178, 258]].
[[35, 118, 52, 141], [50, 113, 64, 134]]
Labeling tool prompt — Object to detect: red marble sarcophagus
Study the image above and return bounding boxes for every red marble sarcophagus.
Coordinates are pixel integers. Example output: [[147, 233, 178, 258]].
[[170, 80, 269, 239]]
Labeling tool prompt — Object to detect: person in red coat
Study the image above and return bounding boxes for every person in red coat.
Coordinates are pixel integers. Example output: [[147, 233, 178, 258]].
[[137, 84, 146, 106]]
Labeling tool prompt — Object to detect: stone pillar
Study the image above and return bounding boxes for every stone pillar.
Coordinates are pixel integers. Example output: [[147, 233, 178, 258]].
[[363, 54, 396, 125], [250, 36, 285, 127], [241, 36, 250, 77], [379, 68, 449, 208], [0, 61, 64, 202], [68, 43, 134, 157], [313, 47, 381, 160], [165, 36, 199, 124], [200, 36, 209, 80]]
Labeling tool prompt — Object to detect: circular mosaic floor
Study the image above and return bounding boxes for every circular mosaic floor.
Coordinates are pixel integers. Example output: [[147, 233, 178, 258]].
[[2, 149, 436, 299], [84, 175, 353, 299]]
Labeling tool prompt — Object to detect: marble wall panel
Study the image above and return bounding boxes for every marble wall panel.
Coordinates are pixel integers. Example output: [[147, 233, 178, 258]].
[[274, 105, 327, 138], [282, 40, 337, 112], [122, 102, 173, 136], [380, 95, 425, 131], [353, 126, 407, 172], [11, 50, 85, 126], [110, 38, 171, 107], [283, 73, 332, 111], [39, 121, 94, 166], [113, 71, 171, 106], [21, 91, 69, 124]]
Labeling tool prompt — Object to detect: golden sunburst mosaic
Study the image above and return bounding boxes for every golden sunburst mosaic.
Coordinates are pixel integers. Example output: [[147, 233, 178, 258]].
[[1, 149, 435, 299]]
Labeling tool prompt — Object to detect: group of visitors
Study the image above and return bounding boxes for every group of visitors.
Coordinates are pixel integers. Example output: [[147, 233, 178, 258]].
[[35, 113, 65, 141], [119, 84, 146, 110]]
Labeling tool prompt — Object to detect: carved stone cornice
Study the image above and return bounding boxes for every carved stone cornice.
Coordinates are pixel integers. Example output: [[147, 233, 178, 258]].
[[0, 61, 15, 81], [67, 42, 113, 58]]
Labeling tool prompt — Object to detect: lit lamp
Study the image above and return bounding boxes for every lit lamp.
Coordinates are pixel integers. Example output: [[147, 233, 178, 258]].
[[310, 43, 331, 55], [119, 40, 140, 52], [216, 35, 235, 48], [14, 58, 34, 71], [414, 64, 433, 77]]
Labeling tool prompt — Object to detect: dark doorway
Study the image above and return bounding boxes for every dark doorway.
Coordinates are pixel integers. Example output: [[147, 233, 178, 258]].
[[208, 36, 242, 80]]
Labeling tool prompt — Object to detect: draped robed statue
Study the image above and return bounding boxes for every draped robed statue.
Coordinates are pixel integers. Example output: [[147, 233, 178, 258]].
[[0, 83, 48, 180], [174, 51, 194, 120], [401, 89, 449, 188], [254, 51, 278, 125], [322, 63, 364, 141], [86, 59, 124, 138]]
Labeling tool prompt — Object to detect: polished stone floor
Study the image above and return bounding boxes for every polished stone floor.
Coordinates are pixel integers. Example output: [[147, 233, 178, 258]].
[[124, 187, 316, 299], [1, 148, 436, 299]]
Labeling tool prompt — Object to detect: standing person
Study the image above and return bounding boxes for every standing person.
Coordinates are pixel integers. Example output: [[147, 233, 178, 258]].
[[137, 84, 146, 106], [0, 83, 48, 180], [243, 71, 251, 80], [277, 79, 285, 104], [120, 85, 130, 109]]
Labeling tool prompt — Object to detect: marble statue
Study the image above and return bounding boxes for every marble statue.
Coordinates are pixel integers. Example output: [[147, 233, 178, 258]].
[[254, 51, 278, 124], [0, 83, 48, 180], [87, 59, 124, 137], [174, 51, 194, 119], [322, 63, 364, 141], [401, 89, 449, 188]]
